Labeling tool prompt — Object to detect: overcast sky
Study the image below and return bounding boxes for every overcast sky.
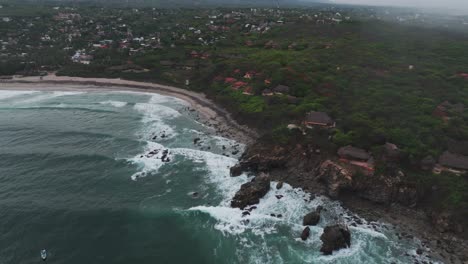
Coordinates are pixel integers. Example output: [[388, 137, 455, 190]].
[[330, 0, 468, 11]]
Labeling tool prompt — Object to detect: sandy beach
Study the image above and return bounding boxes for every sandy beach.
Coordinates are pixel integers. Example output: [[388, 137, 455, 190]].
[[0, 74, 257, 144]]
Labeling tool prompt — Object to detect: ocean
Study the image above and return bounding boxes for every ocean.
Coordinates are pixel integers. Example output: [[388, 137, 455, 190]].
[[0, 89, 436, 264]]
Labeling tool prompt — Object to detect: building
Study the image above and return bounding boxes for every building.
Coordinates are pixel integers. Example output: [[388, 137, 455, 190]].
[[273, 84, 290, 94], [262, 89, 273, 96], [438, 151, 468, 171], [338, 146, 371, 161], [303, 111, 335, 127]]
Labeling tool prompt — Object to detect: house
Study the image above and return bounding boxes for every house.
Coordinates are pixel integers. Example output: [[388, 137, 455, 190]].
[[224, 77, 237, 84], [273, 84, 290, 94], [71, 51, 93, 64], [338, 145, 374, 172], [262, 89, 273, 96], [338, 146, 371, 161], [232, 81, 248, 90], [243, 86, 254, 95], [438, 151, 468, 171], [190, 50, 199, 58], [303, 111, 335, 127]]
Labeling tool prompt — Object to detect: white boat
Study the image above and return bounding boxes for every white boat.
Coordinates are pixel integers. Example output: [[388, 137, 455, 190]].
[[40, 249, 47, 261]]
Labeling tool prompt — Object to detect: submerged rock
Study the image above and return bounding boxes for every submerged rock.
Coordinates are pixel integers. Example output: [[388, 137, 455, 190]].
[[231, 174, 270, 209], [320, 225, 351, 255], [303, 206, 323, 226], [301, 227, 311, 241], [188, 192, 200, 199]]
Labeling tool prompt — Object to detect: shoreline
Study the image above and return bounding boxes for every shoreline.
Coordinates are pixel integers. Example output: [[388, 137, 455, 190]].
[[0, 75, 258, 145], [3, 76, 467, 263]]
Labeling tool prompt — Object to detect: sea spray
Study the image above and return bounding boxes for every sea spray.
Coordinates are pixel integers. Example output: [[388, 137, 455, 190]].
[[99, 100, 128, 108], [0, 89, 439, 264]]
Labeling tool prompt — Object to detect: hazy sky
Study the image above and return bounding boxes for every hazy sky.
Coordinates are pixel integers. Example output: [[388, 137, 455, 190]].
[[331, 0, 468, 10]]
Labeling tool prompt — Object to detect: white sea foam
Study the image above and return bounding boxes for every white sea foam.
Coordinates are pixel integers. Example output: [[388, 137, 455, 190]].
[[190, 182, 320, 236], [127, 92, 431, 263], [171, 147, 246, 202], [128, 141, 170, 181], [10, 91, 85, 105], [116, 90, 188, 105], [99, 100, 127, 108], [0, 90, 38, 101], [134, 95, 184, 140]]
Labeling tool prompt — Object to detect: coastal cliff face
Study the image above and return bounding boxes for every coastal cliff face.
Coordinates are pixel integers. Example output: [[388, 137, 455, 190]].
[[230, 141, 419, 207], [230, 139, 468, 244], [229, 138, 468, 262]]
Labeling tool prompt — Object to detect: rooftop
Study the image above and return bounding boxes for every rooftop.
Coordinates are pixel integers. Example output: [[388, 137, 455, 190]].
[[304, 111, 334, 125], [439, 151, 468, 170]]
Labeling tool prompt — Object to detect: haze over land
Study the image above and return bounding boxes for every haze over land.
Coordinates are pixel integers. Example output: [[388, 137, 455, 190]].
[[330, 0, 468, 14], [1, 0, 468, 263]]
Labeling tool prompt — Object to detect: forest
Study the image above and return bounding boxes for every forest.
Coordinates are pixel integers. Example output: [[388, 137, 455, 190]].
[[2, 4, 467, 209]]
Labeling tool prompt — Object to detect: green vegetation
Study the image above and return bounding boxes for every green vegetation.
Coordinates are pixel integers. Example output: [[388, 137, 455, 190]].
[[1, 4, 467, 211]]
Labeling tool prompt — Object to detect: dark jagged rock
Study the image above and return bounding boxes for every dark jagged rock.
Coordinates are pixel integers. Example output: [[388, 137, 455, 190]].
[[230, 164, 244, 177], [229, 144, 290, 176], [231, 174, 270, 209], [242, 211, 250, 217], [303, 206, 323, 226], [315, 161, 353, 198], [320, 225, 351, 255], [275, 195, 284, 200], [193, 138, 201, 144], [276, 181, 284, 189], [247, 206, 257, 211], [301, 227, 311, 241]]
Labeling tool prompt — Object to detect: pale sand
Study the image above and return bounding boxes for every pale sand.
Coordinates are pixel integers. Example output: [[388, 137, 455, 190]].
[[0, 74, 258, 144]]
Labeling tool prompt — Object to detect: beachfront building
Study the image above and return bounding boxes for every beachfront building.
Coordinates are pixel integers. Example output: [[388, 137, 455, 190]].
[[303, 111, 335, 128]]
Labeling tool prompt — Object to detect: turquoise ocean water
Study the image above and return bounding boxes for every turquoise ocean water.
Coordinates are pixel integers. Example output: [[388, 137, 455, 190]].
[[0, 89, 436, 263]]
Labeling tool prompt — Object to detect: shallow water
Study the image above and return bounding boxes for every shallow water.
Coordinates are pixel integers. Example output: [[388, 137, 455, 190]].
[[0, 89, 437, 263]]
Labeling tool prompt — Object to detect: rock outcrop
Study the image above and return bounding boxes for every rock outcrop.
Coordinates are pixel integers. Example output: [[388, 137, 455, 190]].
[[231, 174, 270, 209], [303, 206, 323, 226], [320, 225, 351, 255], [301, 227, 311, 241], [315, 161, 353, 198], [230, 145, 289, 176]]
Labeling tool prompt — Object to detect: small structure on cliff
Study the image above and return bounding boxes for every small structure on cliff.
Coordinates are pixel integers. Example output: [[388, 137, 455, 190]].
[[337, 145, 374, 172], [273, 84, 291, 95], [437, 151, 468, 174], [303, 111, 335, 128], [338, 145, 370, 161]]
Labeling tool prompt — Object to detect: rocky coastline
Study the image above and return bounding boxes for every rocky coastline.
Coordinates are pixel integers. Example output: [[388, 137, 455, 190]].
[[229, 138, 468, 264], [3, 78, 467, 263]]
